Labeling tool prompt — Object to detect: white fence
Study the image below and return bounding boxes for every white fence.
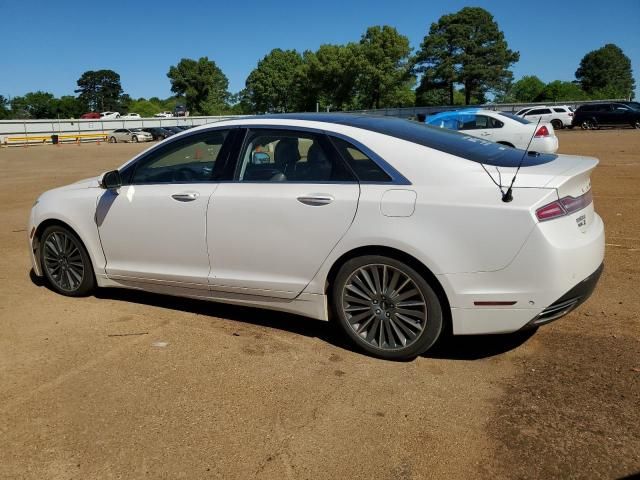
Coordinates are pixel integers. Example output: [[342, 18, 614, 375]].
[[0, 116, 235, 146]]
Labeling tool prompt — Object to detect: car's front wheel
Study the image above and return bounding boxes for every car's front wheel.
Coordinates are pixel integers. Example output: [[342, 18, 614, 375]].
[[132, 135, 138, 143], [109, 136, 117, 143], [332, 255, 443, 360], [40, 225, 95, 297]]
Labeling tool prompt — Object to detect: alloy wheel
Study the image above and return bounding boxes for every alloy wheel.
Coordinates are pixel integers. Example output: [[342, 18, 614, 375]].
[[341, 264, 427, 351], [42, 231, 85, 292]]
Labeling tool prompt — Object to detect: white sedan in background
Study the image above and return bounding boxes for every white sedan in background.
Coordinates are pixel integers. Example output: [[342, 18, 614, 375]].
[[121, 113, 142, 120], [426, 108, 559, 153], [108, 128, 153, 143], [154, 111, 173, 118], [100, 111, 120, 119], [28, 114, 602, 360]]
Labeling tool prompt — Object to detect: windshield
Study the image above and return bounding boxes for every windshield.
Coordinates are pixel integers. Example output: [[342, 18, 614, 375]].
[[498, 112, 531, 124]]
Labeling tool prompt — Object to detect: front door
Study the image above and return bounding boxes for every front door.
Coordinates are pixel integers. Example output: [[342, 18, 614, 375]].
[[97, 129, 232, 288], [207, 128, 360, 299]]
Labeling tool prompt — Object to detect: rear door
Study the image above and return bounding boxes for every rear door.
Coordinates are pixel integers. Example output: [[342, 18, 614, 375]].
[[206, 128, 360, 299]]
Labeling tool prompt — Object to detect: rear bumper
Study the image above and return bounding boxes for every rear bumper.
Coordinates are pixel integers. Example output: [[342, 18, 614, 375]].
[[522, 262, 603, 329], [446, 212, 605, 334]]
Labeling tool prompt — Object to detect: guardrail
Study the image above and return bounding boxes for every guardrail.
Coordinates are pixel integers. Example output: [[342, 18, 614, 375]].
[[0, 99, 629, 146], [345, 99, 629, 118], [0, 115, 235, 147]]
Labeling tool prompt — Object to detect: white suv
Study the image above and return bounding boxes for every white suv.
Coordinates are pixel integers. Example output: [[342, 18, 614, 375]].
[[517, 106, 574, 129]]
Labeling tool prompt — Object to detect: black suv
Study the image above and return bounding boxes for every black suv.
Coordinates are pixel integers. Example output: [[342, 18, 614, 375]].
[[572, 102, 640, 129]]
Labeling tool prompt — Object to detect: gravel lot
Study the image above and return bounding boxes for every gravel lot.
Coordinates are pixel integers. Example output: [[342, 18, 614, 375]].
[[1, 130, 638, 479]]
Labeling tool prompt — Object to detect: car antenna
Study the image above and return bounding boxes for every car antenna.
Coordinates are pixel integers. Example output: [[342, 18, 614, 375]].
[[501, 116, 542, 203]]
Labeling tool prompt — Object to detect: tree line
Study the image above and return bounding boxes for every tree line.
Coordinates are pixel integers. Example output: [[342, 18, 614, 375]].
[[0, 7, 635, 120]]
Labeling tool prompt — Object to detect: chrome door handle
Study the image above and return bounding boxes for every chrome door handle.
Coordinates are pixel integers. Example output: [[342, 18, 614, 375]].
[[171, 192, 199, 202], [297, 195, 334, 206]]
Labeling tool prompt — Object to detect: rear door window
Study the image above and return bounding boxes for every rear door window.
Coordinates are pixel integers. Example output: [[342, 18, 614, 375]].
[[330, 137, 392, 182]]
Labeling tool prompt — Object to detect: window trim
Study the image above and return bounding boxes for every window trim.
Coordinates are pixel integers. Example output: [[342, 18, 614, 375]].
[[233, 127, 357, 184], [230, 125, 410, 185], [120, 128, 237, 185]]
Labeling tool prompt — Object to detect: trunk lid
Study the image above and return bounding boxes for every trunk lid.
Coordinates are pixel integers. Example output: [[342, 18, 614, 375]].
[[502, 154, 597, 197]]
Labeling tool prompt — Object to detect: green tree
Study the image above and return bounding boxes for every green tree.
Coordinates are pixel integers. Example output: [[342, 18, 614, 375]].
[[356, 26, 414, 109], [75, 70, 124, 112], [415, 7, 519, 105], [299, 43, 362, 111], [244, 49, 304, 113], [53, 95, 83, 118], [576, 44, 635, 99], [510, 75, 546, 102], [537, 80, 589, 102], [168, 57, 230, 115], [0, 95, 9, 119], [10, 91, 57, 118]]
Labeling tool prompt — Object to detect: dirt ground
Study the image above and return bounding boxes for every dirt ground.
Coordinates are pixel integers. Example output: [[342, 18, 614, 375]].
[[0, 130, 638, 480]]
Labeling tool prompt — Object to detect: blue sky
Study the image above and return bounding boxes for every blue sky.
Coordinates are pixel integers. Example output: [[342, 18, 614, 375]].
[[1, 0, 638, 100]]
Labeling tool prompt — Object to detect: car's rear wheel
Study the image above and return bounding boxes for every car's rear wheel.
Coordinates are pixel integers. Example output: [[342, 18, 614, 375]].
[[581, 119, 596, 130], [551, 119, 563, 130], [109, 136, 117, 143], [332, 255, 443, 360], [632, 120, 640, 129], [40, 225, 95, 297]]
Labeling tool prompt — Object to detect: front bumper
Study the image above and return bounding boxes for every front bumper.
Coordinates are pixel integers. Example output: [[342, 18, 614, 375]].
[[522, 262, 603, 329]]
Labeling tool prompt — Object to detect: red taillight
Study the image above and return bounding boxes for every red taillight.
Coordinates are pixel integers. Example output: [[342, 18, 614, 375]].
[[534, 125, 550, 137], [535, 190, 593, 222]]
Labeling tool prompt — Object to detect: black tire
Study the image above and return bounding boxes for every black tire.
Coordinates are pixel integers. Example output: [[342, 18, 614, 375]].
[[109, 136, 117, 143], [632, 120, 640, 129], [40, 225, 95, 297], [132, 135, 138, 143], [551, 119, 563, 130], [581, 119, 596, 130], [331, 255, 444, 360]]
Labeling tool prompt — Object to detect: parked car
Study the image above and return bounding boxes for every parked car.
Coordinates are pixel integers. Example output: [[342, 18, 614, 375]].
[[141, 127, 174, 140], [28, 114, 603, 360], [162, 126, 184, 134], [572, 102, 640, 129], [426, 109, 559, 153], [121, 113, 141, 119], [174, 105, 188, 117], [518, 105, 574, 129], [154, 111, 173, 118], [515, 107, 535, 116], [80, 112, 101, 119], [100, 111, 120, 119], [107, 128, 153, 143]]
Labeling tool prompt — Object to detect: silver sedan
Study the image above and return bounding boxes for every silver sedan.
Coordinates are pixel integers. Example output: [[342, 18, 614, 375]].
[[108, 128, 153, 143]]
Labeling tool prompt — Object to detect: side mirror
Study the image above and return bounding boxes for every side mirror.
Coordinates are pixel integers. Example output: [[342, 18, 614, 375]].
[[252, 152, 270, 164], [100, 170, 122, 189]]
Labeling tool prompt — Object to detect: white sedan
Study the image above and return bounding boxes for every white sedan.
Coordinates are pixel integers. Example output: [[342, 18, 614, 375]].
[[154, 111, 173, 118], [426, 108, 559, 153], [28, 114, 603, 359]]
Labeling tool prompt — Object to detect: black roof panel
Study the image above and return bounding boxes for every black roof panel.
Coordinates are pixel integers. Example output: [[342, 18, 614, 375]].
[[253, 113, 556, 167]]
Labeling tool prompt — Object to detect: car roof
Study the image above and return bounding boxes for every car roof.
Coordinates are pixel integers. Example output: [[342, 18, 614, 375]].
[[199, 112, 556, 167]]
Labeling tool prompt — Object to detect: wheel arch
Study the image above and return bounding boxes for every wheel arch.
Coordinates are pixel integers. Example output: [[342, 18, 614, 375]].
[[33, 218, 97, 278], [496, 141, 515, 148], [324, 245, 452, 334]]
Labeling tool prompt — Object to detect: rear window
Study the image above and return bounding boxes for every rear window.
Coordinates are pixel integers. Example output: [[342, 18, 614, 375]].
[[331, 137, 392, 182], [553, 108, 567, 113], [526, 108, 552, 115], [498, 112, 531, 124]]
